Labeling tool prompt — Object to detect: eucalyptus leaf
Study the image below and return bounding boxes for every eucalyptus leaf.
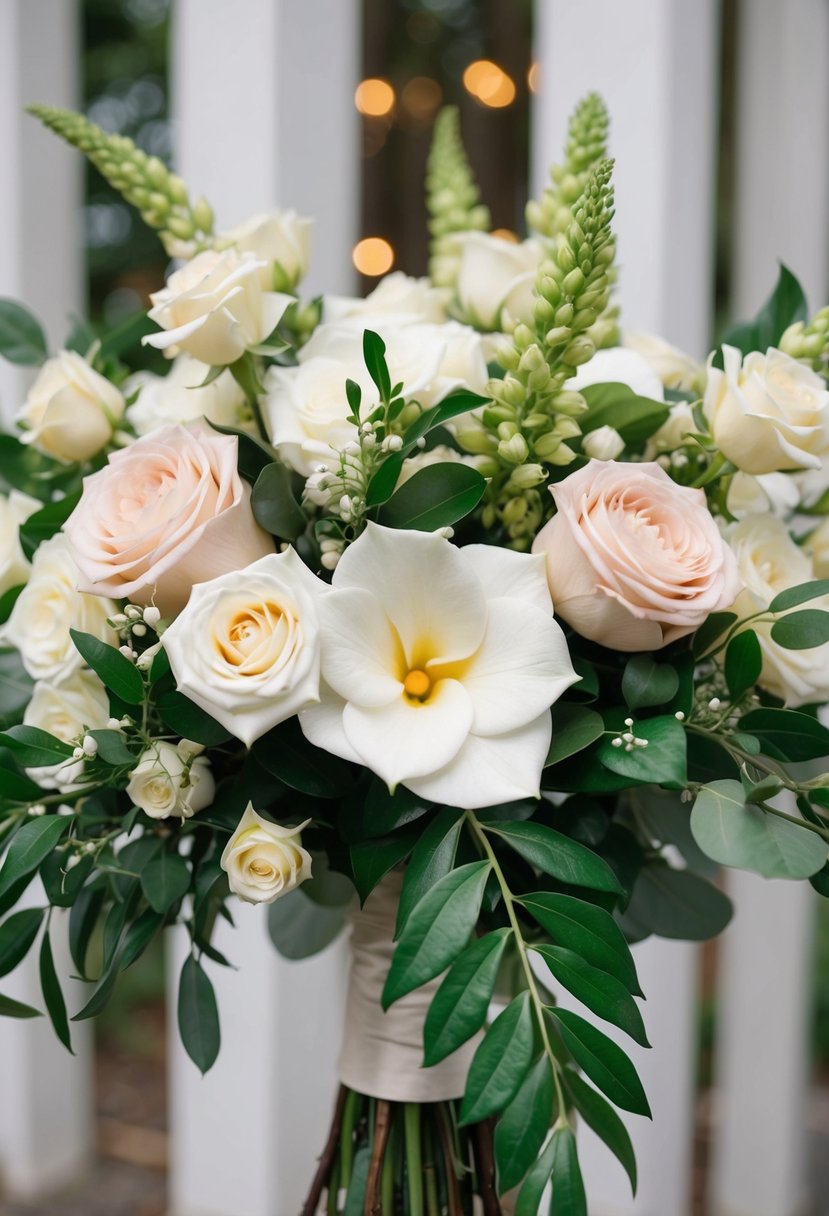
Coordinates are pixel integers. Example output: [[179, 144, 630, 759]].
[[770, 610, 829, 650], [620, 862, 733, 942], [621, 656, 679, 710], [267, 887, 345, 960], [690, 780, 827, 879], [769, 579, 829, 613], [597, 715, 687, 787], [0, 299, 48, 365], [178, 954, 220, 1074]]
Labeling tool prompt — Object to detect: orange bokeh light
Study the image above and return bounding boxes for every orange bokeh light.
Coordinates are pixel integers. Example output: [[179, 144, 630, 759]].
[[490, 228, 519, 243], [352, 237, 395, 277], [527, 62, 541, 94], [354, 78, 396, 118], [462, 59, 517, 109]]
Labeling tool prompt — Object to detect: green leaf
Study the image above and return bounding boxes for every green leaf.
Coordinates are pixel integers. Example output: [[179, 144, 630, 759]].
[[365, 454, 404, 507], [515, 1134, 557, 1216], [253, 717, 351, 797], [769, 579, 829, 613], [40, 850, 94, 908], [0, 992, 41, 1018], [86, 728, 136, 768], [622, 863, 733, 941], [18, 491, 81, 562], [724, 631, 762, 699], [267, 887, 345, 960], [534, 945, 648, 1046], [377, 463, 486, 532], [350, 828, 418, 904], [0, 299, 48, 365], [494, 1055, 554, 1194], [302, 854, 355, 908], [423, 928, 512, 1066], [738, 708, 829, 762], [354, 781, 431, 841], [549, 1127, 587, 1216], [770, 610, 829, 650], [550, 1008, 651, 1116], [721, 264, 807, 354], [157, 689, 231, 746], [546, 704, 604, 766], [0, 815, 69, 903], [251, 461, 306, 540], [344, 1146, 371, 1216], [459, 990, 534, 1124], [693, 612, 738, 658], [383, 861, 491, 1008], [0, 647, 34, 726], [621, 656, 679, 711], [0, 724, 73, 767], [120, 909, 164, 971], [69, 885, 104, 979], [0, 906, 44, 977], [690, 780, 827, 879], [141, 851, 191, 913], [519, 892, 639, 994], [580, 383, 668, 447], [396, 807, 465, 937], [69, 630, 144, 705], [40, 927, 72, 1052], [485, 821, 622, 894], [363, 329, 391, 401], [564, 1069, 637, 1195], [178, 954, 220, 1074], [597, 715, 687, 787]]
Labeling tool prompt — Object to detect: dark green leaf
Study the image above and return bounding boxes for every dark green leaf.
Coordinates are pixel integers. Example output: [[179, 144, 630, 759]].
[[0, 992, 41, 1018], [178, 955, 220, 1074], [40, 850, 94, 908], [621, 863, 733, 942], [356, 781, 431, 840], [423, 928, 512, 1066], [365, 454, 403, 507], [485, 821, 622, 894], [597, 715, 687, 787], [302, 854, 355, 908], [515, 1134, 557, 1216], [724, 631, 762, 699], [769, 579, 829, 613], [350, 828, 418, 904], [0, 647, 34, 725], [267, 887, 345, 960], [546, 704, 604, 767], [377, 463, 486, 532], [363, 330, 391, 401], [157, 690, 231, 746], [40, 928, 72, 1052], [251, 462, 306, 540], [494, 1055, 554, 1194], [550, 1008, 650, 1116], [564, 1068, 637, 1195], [580, 383, 668, 447], [254, 718, 351, 796], [141, 851, 191, 913], [621, 656, 679, 711], [69, 885, 104, 979], [770, 610, 829, 650], [693, 612, 738, 658], [344, 1146, 370, 1216], [0, 815, 69, 902], [534, 944, 648, 1046], [396, 808, 465, 937], [0, 906, 44, 977], [0, 299, 48, 365], [87, 729, 136, 767], [519, 892, 639, 994], [0, 724, 73, 767], [121, 909, 164, 971], [739, 708, 829, 762], [18, 492, 81, 563], [720, 264, 807, 354], [459, 990, 534, 1124], [690, 780, 826, 879], [549, 1126, 587, 1216], [69, 630, 144, 705], [0, 755, 42, 803]]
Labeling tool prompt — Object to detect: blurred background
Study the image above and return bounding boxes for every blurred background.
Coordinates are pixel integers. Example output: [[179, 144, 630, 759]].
[[1, 1, 828, 1214]]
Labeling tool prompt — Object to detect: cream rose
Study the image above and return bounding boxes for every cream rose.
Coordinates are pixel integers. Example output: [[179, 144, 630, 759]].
[[323, 272, 446, 326], [221, 803, 312, 904], [455, 233, 542, 331], [704, 345, 829, 475], [24, 669, 111, 789], [63, 422, 273, 617], [127, 741, 214, 820], [223, 209, 313, 290], [0, 490, 40, 595], [143, 248, 293, 366], [533, 460, 741, 651], [161, 549, 324, 746], [728, 514, 829, 706], [17, 351, 125, 463], [263, 357, 363, 476], [0, 534, 116, 681], [127, 355, 249, 436], [805, 517, 829, 579], [624, 331, 703, 393]]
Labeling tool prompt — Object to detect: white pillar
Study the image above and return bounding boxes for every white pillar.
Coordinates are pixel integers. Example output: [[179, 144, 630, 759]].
[[531, 0, 721, 358], [731, 0, 829, 318], [0, 0, 83, 426], [171, 0, 360, 298], [167, 908, 348, 1216], [709, 872, 815, 1216]]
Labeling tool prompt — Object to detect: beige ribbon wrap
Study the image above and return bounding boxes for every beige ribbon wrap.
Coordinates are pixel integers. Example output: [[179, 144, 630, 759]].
[[338, 869, 483, 1102]]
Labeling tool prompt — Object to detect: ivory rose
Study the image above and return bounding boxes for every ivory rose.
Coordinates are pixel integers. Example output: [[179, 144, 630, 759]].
[[223, 209, 313, 290], [728, 514, 829, 706], [221, 803, 312, 904], [127, 355, 249, 436], [161, 549, 324, 746], [300, 523, 577, 808], [455, 232, 542, 330], [623, 331, 703, 393], [0, 490, 40, 595], [0, 534, 116, 682], [63, 422, 272, 617], [533, 461, 741, 651], [571, 347, 665, 403], [18, 351, 125, 463], [323, 272, 446, 326], [143, 248, 293, 366], [703, 345, 829, 474], [24, 669, 111, 790], [127, 741, 214, 820]]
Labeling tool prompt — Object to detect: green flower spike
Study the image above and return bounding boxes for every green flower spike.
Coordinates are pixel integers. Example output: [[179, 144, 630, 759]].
[[780, 306, 829, 374], [426, 106, 490, 289]]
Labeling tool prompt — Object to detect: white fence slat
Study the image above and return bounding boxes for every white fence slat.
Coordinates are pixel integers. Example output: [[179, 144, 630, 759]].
[[531, 0, 720, 359], [709, 871, 815, 1216]]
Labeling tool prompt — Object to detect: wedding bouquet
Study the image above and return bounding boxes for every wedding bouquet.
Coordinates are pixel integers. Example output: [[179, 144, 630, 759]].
[[1, 93, 829, 1215]]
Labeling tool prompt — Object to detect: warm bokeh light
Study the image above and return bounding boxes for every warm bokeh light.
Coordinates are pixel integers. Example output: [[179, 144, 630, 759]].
[[527, 62, 541, 94], [352, 237, 395, 276], [354, 78, 396, 117], [462, 59, 517, 109], [490, 228, 519, 243], [400, 76, 443, 122]]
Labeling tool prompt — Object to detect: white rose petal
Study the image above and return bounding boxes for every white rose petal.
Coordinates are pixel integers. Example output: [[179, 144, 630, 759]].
[[17, 351, 125, 463], [223, 209, 313, 290], [571, 347, 665, 403], [126, 355, 249, 436], [582, 425, 625, 461], [455, 233, 542, 331], [127, 741, 214, 821], [221, 803, 312, 904], [23, 669, 111, 790], [624, 330, 702, 392], [323, 272, 446, 326], [0, 489, 40, 596]]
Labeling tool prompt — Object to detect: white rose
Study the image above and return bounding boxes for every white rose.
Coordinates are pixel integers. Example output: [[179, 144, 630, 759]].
[[582, 425, 625, 461], [126, 741, 214, 820], [455, 233, 542, 330], [0, 490, 40, 596], [324, 272, 446, 326], [624, 331, 703, 392], [143, 248, 293, 366], [728, 514, 829, 706], [17, 351, 125, 463], [704, 345, 829, 474], [223, 209, 313, 290], [24, 669, 110, 789], [263, 357, 362, 476], [127, 355, 250, 436], [0, 534, 116, 682], [221, 803, 312, 904], [571, 347, 665, 403], [805, 517, 829, 579], [161, 549, 324, 747], [644, 400, 697, 457], [725, 471, 800, 520]]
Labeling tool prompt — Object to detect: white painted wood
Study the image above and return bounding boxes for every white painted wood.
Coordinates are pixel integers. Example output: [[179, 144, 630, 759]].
[[171, 0, 360, 297], [709, 871, 815, 1216], [167, 908, 348, 1216], [531, 0, 721, 359], [0, 0, 83, 427], [731, 0, 829, 318]]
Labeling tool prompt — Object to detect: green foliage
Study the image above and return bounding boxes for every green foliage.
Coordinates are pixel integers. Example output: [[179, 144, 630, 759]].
[[251, 462, 306, 540], [691, 781, 827, 879], [378, 463, 486, 532], [178, 954, 220, 1074], [546, 704, 604, 766], [770, 610, 829, 650], [598, 715, 687, 787], [563, 1069, 637, 1194], [550, 1008, 650, 1116], [621, 656, 679, 711], [724, 631, 762, 699], [533, 944, 648, 1045], [483, 820, 622, 893], [423, 928, 512, 1066], [621, 862, 733, 941], [519, 892, 639, 993], [494, 1055, 555, 1194], [141, 851, 191, 913], [70, 629, 144, 705], [0, 815, 69, 905], [267, 888, 345, 960], [459, 990, 534, 1125], [40, 926, 72, 1052], [579, 384, 668, 449], [719, 264, 808, 356], [0, 299, 48, 365]]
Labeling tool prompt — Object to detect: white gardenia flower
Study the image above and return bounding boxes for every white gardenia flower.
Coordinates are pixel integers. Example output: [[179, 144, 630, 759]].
[[127, 355, 249, 436], [704, 345, 829, 475], [323, 271, 446, 326], [570, 347, 665, 403], [222, 208, 313, 290], [0, 534, 116, 682], [161, 549, 324, 747], [221, 803, 312, 904], [127, 741, 214, 820], [727, 514, 829, 706], [24, 669, 111, 790], [143, 248, 293, 366], [455, 233, 542, 331], [17, 351, 125, 463], [0, 489, 40, 596], [299, 523, 578, 808]]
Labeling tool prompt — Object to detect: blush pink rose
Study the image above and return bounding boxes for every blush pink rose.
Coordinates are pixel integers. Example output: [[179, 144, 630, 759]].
[[532, 460, 741, 651], [64, 422, 273, 617]]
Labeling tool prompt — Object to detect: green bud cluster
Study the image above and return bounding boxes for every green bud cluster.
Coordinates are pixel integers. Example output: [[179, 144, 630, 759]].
[[28, 104, 215, 256], [526, 93, 609, 241], [780, 306, 829, 373], [426, 107, 490, 288]]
